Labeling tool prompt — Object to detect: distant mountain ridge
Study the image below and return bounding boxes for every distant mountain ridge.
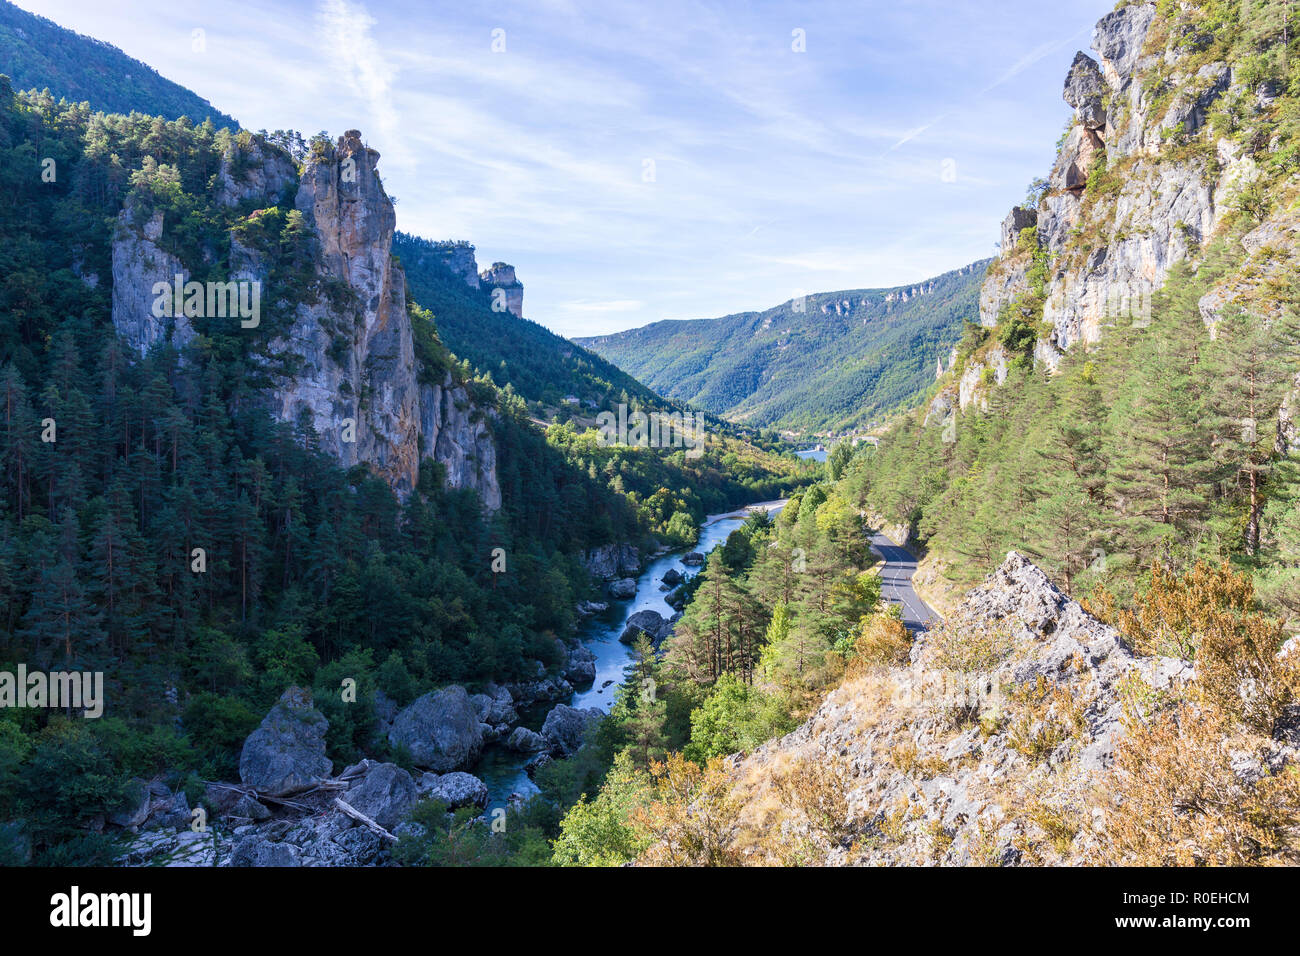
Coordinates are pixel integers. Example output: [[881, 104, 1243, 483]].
[[0, 0, 236, 126], [575, 261, 989, 435]]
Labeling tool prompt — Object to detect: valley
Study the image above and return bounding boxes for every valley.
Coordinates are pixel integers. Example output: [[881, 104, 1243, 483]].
[[0, 0, 1297, 881]]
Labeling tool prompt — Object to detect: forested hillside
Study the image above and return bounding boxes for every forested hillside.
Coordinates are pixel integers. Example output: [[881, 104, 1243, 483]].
[[0, 0, 236, 127], [576, 261, 987, 435]]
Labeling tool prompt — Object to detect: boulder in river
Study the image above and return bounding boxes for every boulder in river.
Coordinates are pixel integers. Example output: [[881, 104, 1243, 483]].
[[666, 586, 688, 611], [506, 726, 549, 753], [541, 704, 604, 757], [388, 685, 484, 772], [620, 609, 669, 644], [505, 675, 573, 707], [561, 643, 597, 684], [662, 568, 682, 587], [608, 577, 637, 599], [682, 552, 705, 566], [239, 686, 334, 796], [470, 684, 517, 726], [417, 771, 489, 810]]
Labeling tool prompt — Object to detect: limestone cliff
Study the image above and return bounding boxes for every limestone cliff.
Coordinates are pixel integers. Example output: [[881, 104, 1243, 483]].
[[936, 0, 1300, 425], [108, 129, 500, 509], [479, 261, 524, 318]]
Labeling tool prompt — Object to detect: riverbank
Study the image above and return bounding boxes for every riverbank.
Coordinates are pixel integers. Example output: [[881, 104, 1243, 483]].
[[473, 498, 788, 809]]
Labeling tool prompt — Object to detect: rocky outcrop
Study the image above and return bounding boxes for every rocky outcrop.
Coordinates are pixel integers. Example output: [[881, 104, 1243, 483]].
[[266, 130, 424, 497], [1063, 52, 1105, 130], [216, 138, 297, 208], [421, 240, 480, 289], [977, 1, 1291, 362], [417, 771, 489, 809], [720, 552, 1195, 866], [620, 609, 670, 645], [387, 685, 485, 772], [608, 577, 637, 600], [419, 375, 501, 509], [238, 687, 334, 796], [479, 261, 524, 318], [110, 205, 195, 355], [998, 207, 1037, 257], [541, 704, 604, 757], [1093, 1, 1157, 94], [957, 346, 1009, 411], [108, 129, 501, 510], [583, 544, 640, 581]]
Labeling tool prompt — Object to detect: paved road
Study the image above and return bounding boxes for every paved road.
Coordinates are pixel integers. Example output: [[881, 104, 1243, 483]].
[[868, 531, 940, 632]]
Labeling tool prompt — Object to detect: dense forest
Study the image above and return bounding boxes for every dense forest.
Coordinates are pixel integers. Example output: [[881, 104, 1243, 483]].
[[577, 262, 987, 435]]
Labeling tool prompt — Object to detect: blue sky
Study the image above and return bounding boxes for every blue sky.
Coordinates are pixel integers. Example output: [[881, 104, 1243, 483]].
[[21, 0, 1115, 336]]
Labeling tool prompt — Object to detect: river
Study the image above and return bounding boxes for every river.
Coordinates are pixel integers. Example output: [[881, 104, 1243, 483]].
[[474, 499, 788, 810]]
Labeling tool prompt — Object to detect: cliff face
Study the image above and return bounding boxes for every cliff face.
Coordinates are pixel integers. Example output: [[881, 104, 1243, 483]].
[[479, 261, 524, 318], [942, 0, 1299, 421], [109, 130, 500, 509], [977, 0, 1289, 358]]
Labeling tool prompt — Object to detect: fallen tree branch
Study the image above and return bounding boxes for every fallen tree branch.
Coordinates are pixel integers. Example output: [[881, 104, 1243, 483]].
[[333, 797, 398, 843]]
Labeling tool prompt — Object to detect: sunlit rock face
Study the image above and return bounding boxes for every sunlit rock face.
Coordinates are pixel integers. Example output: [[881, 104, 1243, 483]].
[[479, 261, 524, 318], [109, 128, 500, 508]]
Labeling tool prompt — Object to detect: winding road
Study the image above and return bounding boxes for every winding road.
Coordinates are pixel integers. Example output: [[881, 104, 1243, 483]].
[[868, 531, 939, 632]]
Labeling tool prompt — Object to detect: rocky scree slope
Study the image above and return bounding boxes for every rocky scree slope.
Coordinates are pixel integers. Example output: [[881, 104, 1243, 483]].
[[714, 551, 1297, 865]]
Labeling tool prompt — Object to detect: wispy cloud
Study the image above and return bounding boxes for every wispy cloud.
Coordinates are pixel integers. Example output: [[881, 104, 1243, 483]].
[[317, 0, 407, 164], [17, 0, 1115, 338]]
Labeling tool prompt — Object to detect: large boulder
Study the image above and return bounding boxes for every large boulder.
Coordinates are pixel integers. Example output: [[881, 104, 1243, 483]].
[[682, 552, 705, 566], [470, 684, 517, 726], [344, 762, 418, 830], [608, 577, 637, 599], [231, 836, 301, 867], [417, 771, 489, 810], [583, 544, 640, 580], [239, 687, 333, 796], [620, 609, 669, 644], [388, 686, 484, 772], [559, 642, 597, 684], [541, 704, 604, 757], [108, 778, 151, 829], [662, 568, 682, 587], [1063, 51, 1106, 129], [506, 726, 549, 753]]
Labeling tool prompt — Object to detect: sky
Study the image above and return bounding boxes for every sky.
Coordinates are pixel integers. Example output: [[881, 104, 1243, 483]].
[[19, 0, 1116, 337]]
